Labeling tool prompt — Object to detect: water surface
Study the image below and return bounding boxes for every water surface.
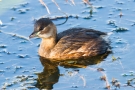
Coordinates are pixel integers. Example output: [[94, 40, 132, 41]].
[[0, 0, 135, 90]]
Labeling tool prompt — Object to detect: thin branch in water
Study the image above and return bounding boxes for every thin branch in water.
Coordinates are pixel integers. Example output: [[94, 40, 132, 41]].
[[118, 59, 124, 70], [0, 20, 2, 25], [39, 0, 51, 14], [87, 66, 97, 71], [100, 71, 110, 90], [52, 0, 61, 10], [66, 0, 75, 5], [83, 0, 92, 7], [118, 10, 123, 25], [0, 30, 34, 44], [70, 0, 75, 5], [119, 11, 123, 18], [79, 75, 86, 86]]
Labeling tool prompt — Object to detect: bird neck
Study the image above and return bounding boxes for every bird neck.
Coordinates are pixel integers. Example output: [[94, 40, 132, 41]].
[[39, 37, 56, 58]]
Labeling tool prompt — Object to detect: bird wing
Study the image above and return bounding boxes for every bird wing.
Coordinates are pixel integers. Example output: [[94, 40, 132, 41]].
[[50, 28, 108, 60]]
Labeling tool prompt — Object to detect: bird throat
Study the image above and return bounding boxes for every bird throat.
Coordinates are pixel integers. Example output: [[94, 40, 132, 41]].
[[38, 37, 56, 58]]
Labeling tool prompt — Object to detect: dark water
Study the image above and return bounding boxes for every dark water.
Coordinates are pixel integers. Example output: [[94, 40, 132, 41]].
[[0, 0, 135, 90]]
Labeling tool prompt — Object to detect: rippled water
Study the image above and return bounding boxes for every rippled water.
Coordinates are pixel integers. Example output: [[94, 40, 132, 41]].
[[0, 0, 135, 90]]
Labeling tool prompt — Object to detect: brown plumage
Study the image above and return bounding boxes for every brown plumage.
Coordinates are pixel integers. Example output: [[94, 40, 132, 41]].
[[29, 18, 109, 60]]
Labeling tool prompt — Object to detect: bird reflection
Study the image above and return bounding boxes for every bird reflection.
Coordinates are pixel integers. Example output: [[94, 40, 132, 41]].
[[35, 58, 59, 89], [35, 52, 110, 89]]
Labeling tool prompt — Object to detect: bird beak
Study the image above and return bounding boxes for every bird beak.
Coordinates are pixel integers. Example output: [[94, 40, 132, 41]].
[[29, 32, 37, 39]]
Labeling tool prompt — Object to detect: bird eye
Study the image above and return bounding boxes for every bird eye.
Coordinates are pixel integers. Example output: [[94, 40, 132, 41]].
[[39, 27, 43, 31]]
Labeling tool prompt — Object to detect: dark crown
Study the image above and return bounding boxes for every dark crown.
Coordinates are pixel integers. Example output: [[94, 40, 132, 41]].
[[34, 18, 53, 32]]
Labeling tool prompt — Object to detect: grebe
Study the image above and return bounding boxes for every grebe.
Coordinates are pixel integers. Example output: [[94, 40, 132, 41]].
[[29, 18, 109, 60]]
